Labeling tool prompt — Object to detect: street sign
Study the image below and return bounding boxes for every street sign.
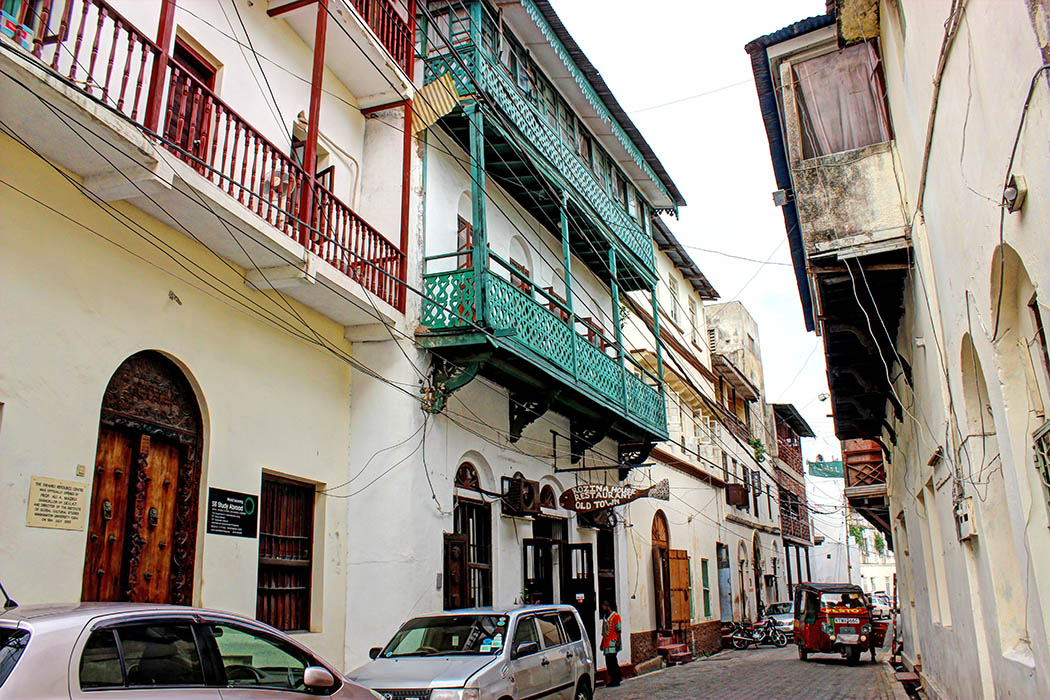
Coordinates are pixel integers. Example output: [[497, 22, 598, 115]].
[[206, 488, 258, 538], [559, 479, 669, 513], [809, 460, 844, 478]]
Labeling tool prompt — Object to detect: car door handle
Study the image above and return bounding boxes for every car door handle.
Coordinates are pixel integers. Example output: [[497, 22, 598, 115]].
[[541, 658, 550, 666]]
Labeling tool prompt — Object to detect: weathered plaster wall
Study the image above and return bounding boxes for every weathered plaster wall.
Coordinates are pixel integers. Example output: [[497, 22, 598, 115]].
[[0, 133, 353, 663], [875, 0, 1050, 697]]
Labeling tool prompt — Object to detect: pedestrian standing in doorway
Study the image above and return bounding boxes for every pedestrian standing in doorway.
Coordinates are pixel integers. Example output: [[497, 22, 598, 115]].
[[600, 600, 623, 687]]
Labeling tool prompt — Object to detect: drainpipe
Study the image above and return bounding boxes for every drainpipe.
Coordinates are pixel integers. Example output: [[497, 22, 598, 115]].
[[144, 0, 177, 133], [299, 0, 329, 246]]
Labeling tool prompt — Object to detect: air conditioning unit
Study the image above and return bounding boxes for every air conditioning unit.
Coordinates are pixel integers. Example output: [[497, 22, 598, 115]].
[[501, 475, 540, 517], [725, 483, 748, 507], [955, 496, 977, 541]]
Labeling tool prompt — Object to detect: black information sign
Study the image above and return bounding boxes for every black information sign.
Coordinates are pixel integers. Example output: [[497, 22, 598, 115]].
[[206, 488, 258, 538]]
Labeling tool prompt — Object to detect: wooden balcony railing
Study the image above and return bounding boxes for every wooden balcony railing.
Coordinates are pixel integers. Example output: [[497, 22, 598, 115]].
[[421, 256, 666, 436], [777, 434, 804, 474], [19, 0, 404, 311], [349, 0, 414, 77]]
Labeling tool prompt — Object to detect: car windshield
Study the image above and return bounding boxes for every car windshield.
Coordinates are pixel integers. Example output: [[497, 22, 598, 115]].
[[382, 615, 509, 657], [765, 603, 792, 615]]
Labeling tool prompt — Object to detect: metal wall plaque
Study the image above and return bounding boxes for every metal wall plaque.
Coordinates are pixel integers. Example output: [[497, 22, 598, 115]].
[[206, 488, 258, 538], [559, 479, 669, 513]]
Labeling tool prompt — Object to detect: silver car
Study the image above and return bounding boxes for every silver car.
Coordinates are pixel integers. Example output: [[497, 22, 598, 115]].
[[350, 605, 594, 700], [0, 602, 379, 699]]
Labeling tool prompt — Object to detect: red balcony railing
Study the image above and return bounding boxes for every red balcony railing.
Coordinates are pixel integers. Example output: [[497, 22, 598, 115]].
[[777, 434, 804, 474], [350, 0, 414, 77], [20, 0, 405, 311]]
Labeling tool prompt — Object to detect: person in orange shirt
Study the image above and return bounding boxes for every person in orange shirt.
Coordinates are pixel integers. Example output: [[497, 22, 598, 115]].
[[600, 600, 623, 687]]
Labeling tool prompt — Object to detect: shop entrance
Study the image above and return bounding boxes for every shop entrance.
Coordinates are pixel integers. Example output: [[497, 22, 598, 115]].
[[81, 351, 203, 605]]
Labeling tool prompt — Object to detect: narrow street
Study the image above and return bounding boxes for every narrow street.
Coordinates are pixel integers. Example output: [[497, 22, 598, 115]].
[[598, 642, 902, 700]]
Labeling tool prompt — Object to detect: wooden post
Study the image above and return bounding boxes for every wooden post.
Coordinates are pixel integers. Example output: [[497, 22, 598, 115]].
[[143, 0, 177, 133], [406, 0, 417, 82], [398, 100, 413, 312], [298, 0, 329, 246], [467, 101, 487, 320], [651, 283, 663, 383], [609, 248, 626, 408], [561, 197, 577, 379]]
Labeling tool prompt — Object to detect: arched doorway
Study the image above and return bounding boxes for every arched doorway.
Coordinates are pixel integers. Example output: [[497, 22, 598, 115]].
[[652, 510, 672, 630], [81, 351, 203, 605]]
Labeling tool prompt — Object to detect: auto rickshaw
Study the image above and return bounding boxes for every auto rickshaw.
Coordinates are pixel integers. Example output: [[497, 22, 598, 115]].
[[793, 582, 888, 664]]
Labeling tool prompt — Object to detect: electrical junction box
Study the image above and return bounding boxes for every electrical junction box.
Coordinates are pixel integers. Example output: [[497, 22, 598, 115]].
[[955, 496, 977, 541]]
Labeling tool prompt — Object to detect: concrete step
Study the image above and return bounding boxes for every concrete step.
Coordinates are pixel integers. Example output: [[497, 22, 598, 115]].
[[657, 643, 688, 656], [668, 651, 694, 665]]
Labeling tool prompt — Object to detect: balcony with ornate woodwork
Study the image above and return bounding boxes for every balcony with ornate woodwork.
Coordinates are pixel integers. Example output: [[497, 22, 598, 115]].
[[419, 248, 668, 452], [420, 0, 683, 289], [0, 0, 410, 324], [842, 438, 891, 544]]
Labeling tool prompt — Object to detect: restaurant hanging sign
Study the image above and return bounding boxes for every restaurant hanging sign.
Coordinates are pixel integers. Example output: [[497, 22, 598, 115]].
[[559, 479, 670, 513]]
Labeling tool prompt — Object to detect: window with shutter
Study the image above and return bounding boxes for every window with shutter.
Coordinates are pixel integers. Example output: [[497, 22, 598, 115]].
[[701, 558, 712, 617], [257, 475, 315, 632]]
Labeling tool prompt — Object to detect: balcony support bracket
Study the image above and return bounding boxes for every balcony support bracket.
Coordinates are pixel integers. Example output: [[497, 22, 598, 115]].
[[509, 390, 555, 443], [618, 440, 656, 481], [570, 421, 609, 464], [427, 356, 485, 415]]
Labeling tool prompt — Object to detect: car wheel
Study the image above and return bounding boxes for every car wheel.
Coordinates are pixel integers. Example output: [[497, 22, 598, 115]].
[[575, 679, 593, 700], [847, 646, 861, 665], [798, 645, 808, 661]]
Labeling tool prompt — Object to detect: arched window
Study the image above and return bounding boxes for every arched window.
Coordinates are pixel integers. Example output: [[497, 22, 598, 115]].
[[539, 484, 556, 509], [455, 462, 481, 491]]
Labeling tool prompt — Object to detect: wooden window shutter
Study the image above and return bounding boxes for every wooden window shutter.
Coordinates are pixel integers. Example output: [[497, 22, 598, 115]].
[[443, 532, 470, 610], [257, 476, 314, 632], [669, 549, 691, 625]]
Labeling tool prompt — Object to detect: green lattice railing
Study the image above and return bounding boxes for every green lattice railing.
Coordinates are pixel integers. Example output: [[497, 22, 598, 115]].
[[425, 48, 656, 273], [422, 268, 666, 435]]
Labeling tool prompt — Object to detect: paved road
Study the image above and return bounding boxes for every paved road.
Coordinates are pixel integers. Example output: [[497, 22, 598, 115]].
[[597, 644, 901, 700]]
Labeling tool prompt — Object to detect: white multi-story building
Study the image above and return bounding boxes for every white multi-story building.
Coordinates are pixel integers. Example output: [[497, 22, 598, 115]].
[[749, 1, 1050, 697]]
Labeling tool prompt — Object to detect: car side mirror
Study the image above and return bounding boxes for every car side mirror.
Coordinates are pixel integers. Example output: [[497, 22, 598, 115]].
[[368, 647, 383, 660], [303, 666, 335, 689], [514, 641, 539, 658]]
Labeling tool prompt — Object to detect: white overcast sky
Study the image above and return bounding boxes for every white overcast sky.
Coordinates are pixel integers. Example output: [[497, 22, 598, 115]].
[[549, 0, 840, 463]]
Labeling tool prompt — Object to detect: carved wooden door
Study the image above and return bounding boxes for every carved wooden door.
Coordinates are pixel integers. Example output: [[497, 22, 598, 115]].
[[82, 427, 135, 602], [82, 351, 202, 606], [82, 432, 182, 603]]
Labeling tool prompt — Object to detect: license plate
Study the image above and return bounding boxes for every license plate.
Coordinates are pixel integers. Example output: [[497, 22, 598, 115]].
[[838, 626, 856, 635], [835, 617, 860, 625]]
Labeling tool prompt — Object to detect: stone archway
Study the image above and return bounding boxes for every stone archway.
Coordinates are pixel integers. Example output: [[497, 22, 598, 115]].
[[81, 351, 203, 605]]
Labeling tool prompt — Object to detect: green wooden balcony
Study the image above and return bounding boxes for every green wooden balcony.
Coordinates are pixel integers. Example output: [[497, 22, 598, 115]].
[[425, 46, 656, 277], [419, 252, 667, 442]]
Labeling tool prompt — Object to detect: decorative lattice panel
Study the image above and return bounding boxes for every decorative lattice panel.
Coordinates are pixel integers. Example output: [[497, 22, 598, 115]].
[[486, 274, 574, 371], [473, 59, 654, 270], [422, 270, 476, 329], [626, 371, 666, 433], [574, 335, 623, 403]]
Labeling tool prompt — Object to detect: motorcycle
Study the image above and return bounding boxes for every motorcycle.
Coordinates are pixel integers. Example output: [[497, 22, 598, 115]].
[[730, 617, 789, 649]]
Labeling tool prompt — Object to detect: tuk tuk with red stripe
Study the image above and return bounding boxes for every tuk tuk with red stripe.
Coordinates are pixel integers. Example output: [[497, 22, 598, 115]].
[[793, 583, 888, 664]]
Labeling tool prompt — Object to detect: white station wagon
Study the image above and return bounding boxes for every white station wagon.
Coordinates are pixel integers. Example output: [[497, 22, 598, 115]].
[[349, 605, 595, 700]]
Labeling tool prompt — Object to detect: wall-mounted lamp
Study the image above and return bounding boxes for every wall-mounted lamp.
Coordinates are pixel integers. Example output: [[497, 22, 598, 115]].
[[1003, 173, 1027, 213]]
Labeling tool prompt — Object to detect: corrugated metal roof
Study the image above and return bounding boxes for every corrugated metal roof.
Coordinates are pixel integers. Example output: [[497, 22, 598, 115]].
[[651, 216, 719, 300], [532, 0, 686, 208], [744, 14, 837, 333]]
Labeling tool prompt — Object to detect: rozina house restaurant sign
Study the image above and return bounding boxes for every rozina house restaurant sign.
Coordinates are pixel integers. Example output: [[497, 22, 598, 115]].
[[559, 479, 670, 513]]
